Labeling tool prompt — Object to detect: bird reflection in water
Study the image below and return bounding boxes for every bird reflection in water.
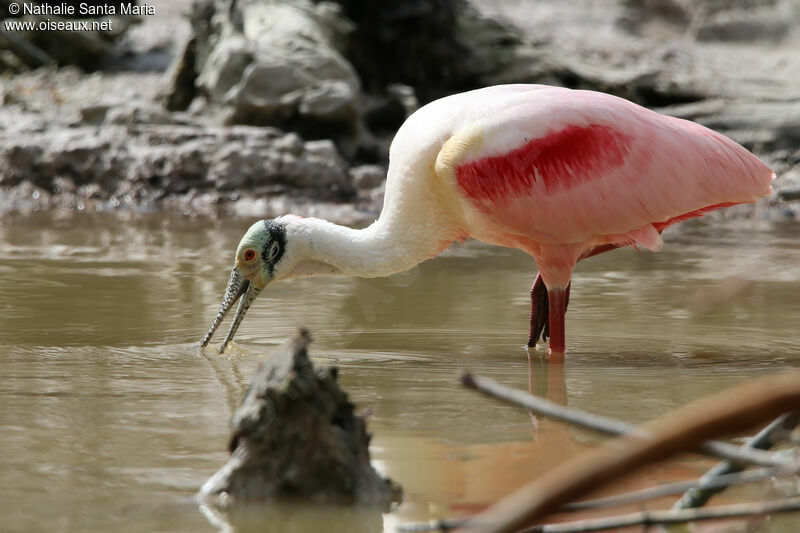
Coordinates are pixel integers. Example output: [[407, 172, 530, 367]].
[[525, 349, 579, 468]]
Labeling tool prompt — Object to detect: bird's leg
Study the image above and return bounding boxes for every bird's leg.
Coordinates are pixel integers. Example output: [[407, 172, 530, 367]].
[[547, 286, 568, 361], [527, 273, 548, 348], [527, 274, 571, 348], [527, 241, 620, 349], [544, 282, 570, 340]]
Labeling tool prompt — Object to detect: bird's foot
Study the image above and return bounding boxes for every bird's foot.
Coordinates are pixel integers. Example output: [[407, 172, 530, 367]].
[[524, 342, 546, 354]]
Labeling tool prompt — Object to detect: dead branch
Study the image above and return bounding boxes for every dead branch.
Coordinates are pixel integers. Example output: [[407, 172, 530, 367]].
[[672, 412, 799, 510], [461, 372, 788, 468], [458, 368, 800, 533], [397, 467, 790, 532], [564, 466, 785, 512], [519, 497, 800, 532], [398, 518, 463, 532]]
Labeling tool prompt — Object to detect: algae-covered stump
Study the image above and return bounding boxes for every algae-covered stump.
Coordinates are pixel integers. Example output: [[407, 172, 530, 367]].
[[200, 329, 401, 508]]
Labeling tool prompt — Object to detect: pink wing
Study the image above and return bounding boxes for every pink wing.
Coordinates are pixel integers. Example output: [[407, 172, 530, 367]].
[[448, 87, 774, 249]]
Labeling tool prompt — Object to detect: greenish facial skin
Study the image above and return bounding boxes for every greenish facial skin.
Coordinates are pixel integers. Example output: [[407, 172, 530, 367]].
[[200, 220, 286, 353]]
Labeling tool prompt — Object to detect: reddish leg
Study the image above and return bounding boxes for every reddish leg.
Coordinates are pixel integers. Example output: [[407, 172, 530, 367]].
[[526, 242, 625, 350], [547, 287, 568, 360], [527, 273, 570, 348]]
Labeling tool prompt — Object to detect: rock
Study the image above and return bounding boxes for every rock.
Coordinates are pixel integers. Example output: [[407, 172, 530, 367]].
[[356, 84, 419, 162], [199, 329, 401, 507], [778, 188, 800, 202], [189, 0, 361, 154], [159, 35, 199, 111], [271, 132, 304, 155], [619, 0, 793, 42], [0, 24, 53, 68], [197, 35, 253, 102], [79, 104, 112, 125], [617, 0, 691, 36], [163, 0, 550, 161], [349, 164, 385, 190], [3, 0, 800, 226], [693, 10, 791, 42], [362, 84, 417, 136], [657, 100, 800, 152], [776, 166, 800, 208], [299, 80, 358, 121], [0, 12, 139, 70], [104, 103, 179, 125], [328, 0, 542, 102], [0, 123, 355, 211], [492, 0, 800, 104]]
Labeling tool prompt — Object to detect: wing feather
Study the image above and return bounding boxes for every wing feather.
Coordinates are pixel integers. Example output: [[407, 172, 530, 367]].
[[437, 87, 774, 246]]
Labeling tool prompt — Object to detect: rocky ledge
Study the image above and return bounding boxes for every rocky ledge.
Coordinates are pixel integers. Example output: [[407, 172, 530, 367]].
[[1, 0, 799, 224]]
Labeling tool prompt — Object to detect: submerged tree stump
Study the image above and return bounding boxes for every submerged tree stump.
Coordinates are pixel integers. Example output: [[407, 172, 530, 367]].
[[199, 328, 401, 508]]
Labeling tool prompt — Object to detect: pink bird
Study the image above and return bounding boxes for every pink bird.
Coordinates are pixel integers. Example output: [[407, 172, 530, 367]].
[[201, 84, 774, 358]]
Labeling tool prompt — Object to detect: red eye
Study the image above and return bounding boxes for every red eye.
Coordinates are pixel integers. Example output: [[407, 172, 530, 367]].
[[244, 250, 256, 262]]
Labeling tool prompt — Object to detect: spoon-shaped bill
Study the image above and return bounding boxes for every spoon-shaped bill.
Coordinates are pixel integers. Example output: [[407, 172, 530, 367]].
[[218, 282, 263, 354], [200, 267, 248, 347]]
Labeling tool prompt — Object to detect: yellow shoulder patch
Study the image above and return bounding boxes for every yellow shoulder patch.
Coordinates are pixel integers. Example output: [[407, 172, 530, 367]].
[[434, 123, 485, 183]]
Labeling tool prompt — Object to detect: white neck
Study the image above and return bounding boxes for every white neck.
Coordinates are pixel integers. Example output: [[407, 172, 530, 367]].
[[286, 215, 453, 279], [282, 156, 468, 279]]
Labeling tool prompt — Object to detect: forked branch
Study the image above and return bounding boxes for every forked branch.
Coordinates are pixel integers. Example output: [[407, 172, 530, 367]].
[[458, 369, 800, 533], [461, 373, 789, 468], [520, 497, 800, 533]]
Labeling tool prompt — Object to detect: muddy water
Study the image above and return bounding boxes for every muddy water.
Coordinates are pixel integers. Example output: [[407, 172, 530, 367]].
[[1, 212, 799, 533]]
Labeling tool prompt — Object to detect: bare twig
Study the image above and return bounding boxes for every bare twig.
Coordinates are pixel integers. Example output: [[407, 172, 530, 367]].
[[397, 466, 790, 531], [672, 412, 799, 510], [519, 497, 800, 532], [563, 467, 785, 512], [461, 372, 630, 433], [461, 373, 790, 468], [459, 369, 800, 533], [398, 518, 464, 532], [399, 494, 800, 533]]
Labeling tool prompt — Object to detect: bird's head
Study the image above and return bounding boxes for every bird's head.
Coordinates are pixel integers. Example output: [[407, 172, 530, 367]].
[[200, 219, 292, 353]]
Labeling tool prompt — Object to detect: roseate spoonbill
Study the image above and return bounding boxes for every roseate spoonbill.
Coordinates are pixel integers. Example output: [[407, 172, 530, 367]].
[[200, 84, 774, 358]]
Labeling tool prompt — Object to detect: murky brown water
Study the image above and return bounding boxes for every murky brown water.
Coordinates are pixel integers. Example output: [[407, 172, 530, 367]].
[[1, 211, 799, 533]]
